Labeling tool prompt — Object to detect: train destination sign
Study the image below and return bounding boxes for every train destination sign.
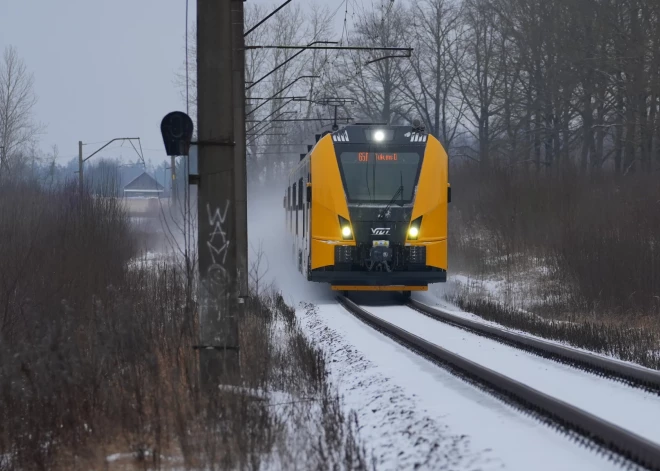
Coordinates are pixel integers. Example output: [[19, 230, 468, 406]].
[[356, 152, 399, 162]]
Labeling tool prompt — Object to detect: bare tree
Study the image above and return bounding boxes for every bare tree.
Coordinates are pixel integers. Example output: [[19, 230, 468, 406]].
[[452, 0, 507, 168], [176, 25, 197, 125], [0, 46, 43, 177], [327, 1, 413, 124], [402, 0, 464, 147], [301, 5, 337, 119]]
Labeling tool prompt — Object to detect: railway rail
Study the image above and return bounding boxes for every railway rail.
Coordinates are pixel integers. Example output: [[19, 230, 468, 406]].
[[337, 295, 660, 471], [408, 299, 660, 394]]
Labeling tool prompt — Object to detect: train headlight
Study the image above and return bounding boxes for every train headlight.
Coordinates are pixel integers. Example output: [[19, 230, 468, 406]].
[[373, 130, 385, 141], [338, 215, 354, 240], [408, 216, 422, 240]]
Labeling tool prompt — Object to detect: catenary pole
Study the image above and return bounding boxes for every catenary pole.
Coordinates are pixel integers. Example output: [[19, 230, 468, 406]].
[[196, 0, 240, 390]]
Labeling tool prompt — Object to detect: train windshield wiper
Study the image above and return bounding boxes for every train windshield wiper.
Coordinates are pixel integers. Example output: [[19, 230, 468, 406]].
[[378, 183, 404, 220]]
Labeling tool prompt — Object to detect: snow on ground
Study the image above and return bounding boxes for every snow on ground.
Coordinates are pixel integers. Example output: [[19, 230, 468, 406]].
[[432, 262, 560, 315], [431, 272, 538, 314], [415, 286, 660, 370], [363, 301, 660, 446], [297, 300, 629, 470], [127, 250, 167, 268], [247, 190, 627, 471]]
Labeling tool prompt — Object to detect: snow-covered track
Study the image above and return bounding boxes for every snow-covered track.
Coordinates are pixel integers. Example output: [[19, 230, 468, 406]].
[[337, 295, 660, 471], [409, 299, 660, 393]]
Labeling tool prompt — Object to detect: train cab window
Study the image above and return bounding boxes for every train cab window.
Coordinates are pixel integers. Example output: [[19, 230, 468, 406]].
[[338, 151, 422, 203]]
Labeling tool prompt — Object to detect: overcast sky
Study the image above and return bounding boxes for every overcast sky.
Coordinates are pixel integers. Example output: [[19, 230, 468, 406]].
[[1, 0, 343, 167]]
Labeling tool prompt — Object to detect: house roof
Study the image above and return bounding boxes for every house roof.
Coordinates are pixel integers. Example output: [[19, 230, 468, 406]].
[[123, 172, 164, 192]]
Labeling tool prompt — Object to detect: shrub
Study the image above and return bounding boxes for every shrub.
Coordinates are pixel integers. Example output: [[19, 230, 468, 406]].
[[0, 180, 372, 470], [449, 162, 660, 317]]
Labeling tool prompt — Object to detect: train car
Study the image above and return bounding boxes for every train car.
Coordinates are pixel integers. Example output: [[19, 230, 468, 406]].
[[283, 122, 450, 297]]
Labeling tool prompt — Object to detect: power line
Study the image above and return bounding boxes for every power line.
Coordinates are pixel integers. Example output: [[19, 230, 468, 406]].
[[245, 45, 412, 52], [245, 0, 293, 37], [341, 0, 349, 45]]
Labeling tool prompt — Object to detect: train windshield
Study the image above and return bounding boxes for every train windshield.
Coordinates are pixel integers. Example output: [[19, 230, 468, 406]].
[[338, 150, 422, 204]]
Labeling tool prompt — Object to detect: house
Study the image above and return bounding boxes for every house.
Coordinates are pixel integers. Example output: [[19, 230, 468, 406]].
[[123, 172, 164, 198]]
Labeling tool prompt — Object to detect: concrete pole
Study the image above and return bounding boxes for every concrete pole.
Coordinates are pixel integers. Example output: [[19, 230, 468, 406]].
[[196, 0, 240, 390], [232, 0, 249, 305], [78, 141, 83, 194]]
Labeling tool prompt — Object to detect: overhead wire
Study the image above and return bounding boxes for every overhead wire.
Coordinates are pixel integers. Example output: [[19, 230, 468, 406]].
[[304, 0, 353, 122], [251, 0, 349, 144]]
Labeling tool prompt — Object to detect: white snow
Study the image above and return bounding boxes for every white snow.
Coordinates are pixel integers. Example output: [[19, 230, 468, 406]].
[[362, 301, 660, 447], [247, 190, 629, 471], [415, 288, 660, 370], [296, 300, 624, 470]]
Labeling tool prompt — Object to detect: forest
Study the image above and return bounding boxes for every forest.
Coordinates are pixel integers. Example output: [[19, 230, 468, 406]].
[[216, 0, 660, 181]]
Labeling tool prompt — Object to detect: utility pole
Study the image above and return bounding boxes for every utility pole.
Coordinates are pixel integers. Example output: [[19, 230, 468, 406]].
[[78, 141, 83, 194], [77, 137, 142, 195], [196, 0, 241, 389]]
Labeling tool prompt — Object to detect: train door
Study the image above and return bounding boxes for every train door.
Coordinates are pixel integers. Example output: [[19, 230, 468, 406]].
[[307, 161, 312, 278]]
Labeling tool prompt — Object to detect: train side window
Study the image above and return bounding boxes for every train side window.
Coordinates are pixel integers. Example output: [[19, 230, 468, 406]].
[[298, 178, 303, 209], [287, 186, 291, 211], [307, 170, 312, 204], [293, 182, 298, 235]]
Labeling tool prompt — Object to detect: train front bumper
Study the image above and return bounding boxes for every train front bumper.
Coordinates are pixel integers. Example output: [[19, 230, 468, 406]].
[[309, 268, 447, 287]]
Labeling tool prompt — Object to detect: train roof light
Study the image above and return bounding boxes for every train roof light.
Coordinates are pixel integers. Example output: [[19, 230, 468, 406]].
[[366, 128, 394, 142]]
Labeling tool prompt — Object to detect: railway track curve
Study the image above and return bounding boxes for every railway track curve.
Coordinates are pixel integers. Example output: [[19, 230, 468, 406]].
[[408, 299, 660, 394], [337, 295, 660, 471]]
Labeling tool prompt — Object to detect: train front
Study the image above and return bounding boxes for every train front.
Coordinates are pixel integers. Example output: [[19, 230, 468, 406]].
[[309, 123, 449, 293]]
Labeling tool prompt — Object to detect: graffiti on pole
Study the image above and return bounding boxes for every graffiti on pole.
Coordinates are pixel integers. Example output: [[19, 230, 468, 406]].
[[206, 200, 231, 278]]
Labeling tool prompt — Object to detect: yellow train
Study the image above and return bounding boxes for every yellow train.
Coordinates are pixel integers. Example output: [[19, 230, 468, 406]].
[[284, 123, 450, 297]]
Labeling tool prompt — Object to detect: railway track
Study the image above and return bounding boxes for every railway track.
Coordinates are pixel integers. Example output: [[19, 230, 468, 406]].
[[408, 299, 660, 393], [337, 295, 660, 471]]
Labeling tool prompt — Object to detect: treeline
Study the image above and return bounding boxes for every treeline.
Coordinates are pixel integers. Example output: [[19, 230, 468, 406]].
[[220, 0, 660, 322], [0, 154, 174, 198], [204, 0, 660, 181]]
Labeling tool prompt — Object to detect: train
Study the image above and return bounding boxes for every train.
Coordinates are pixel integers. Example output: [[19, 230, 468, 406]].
[[283, 122, 450, 298]]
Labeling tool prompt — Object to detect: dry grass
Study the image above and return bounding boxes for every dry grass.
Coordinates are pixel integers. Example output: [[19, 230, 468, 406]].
[[0, 178, 373, 470], [448, 162, 660, 367], [447, 293, 660, 370]]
